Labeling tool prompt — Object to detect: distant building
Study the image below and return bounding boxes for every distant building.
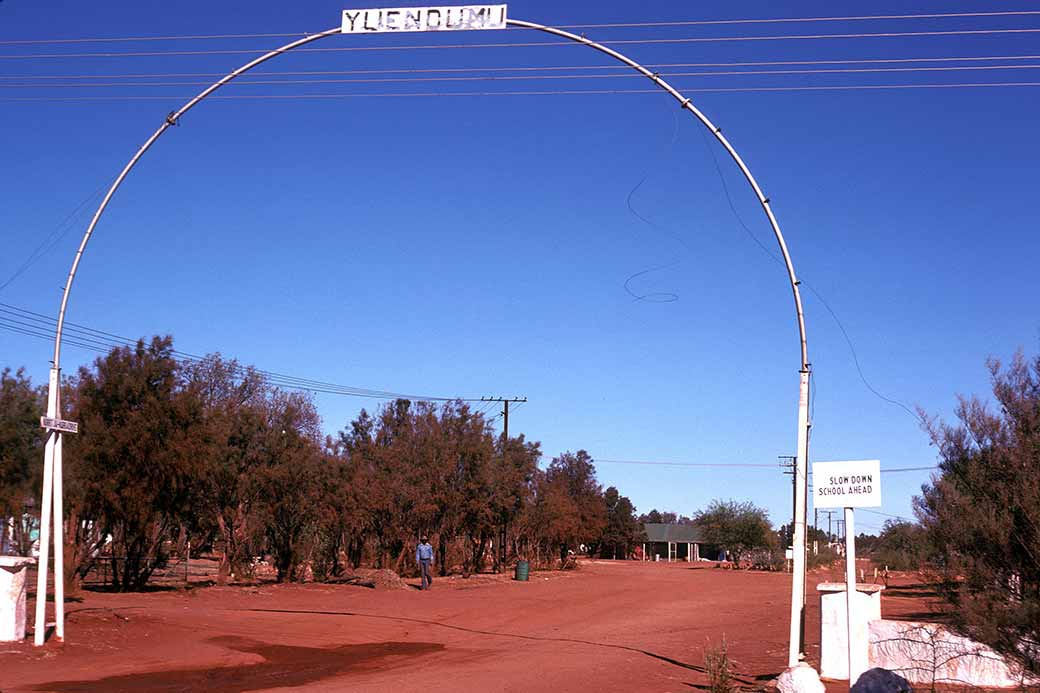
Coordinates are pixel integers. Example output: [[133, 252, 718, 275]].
[[641, 523, 707, 562]]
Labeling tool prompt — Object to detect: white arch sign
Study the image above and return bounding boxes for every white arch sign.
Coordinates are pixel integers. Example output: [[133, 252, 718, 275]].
[[33, 5, 813, 668]]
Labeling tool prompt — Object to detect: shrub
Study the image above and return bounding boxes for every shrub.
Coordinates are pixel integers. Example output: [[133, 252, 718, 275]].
[[704, 635, 734, 693]]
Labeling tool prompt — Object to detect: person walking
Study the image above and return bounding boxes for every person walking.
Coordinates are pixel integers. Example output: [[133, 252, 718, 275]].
[[416, 536, 434, 590]]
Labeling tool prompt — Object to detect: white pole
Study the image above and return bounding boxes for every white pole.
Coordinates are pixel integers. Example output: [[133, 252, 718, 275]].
[[33, 369, 59, 646], [33, 442, 53, 647], [844, 506, 864, 686], [788, 369, 811, 665], [52, 392, 64, 642]]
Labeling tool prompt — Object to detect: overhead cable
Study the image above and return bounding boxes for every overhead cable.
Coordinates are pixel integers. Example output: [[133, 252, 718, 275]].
[[4, 81, 1039, 102], [0, 185, 105, 292], [5, 62, 1040, 90], [5, 54, 1040, 81], [0, 304, 482, 402], [597, 459, 937, 473], [3, 10, 1039, 45], [3, 27, 1040, 60]]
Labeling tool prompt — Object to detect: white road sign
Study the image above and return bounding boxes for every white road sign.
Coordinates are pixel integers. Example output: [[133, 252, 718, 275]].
[[40, 416, 79, 434], [812, 459, 881, 508], [342, 5, 507, 33]]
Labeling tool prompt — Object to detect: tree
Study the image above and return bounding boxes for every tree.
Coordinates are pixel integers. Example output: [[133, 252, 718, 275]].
[[695, 499, 774, 558], [598, 486, 643, 559], [182, 355, 268, 582], [251, 390, 324, 583], [534, 450, 607, 564], [777, 521, 829, 550], [311, 449, 365, 580], [638, 509, 695, 526], [338, 399, 429, 573], [489, 432, 540, 572], [640, 509, 664, 524], [0, 368, 44, 555], [871, 520, 931, 571], [66, 336, 205, 591], [916, 350, 1040, 677]]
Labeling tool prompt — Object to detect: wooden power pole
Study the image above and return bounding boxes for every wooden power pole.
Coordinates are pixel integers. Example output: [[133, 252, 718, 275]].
[[480, 396, 527, 572]]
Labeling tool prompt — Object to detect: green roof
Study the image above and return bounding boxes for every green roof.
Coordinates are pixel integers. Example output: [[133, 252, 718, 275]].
[[643, 523, 705, 544]]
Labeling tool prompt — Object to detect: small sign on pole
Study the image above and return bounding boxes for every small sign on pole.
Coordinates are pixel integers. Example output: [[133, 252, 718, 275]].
[[40, 416, 78, 434], [813, 459, 881, 687], [342, 5, 507, 34], [812, 459, 880, 508]]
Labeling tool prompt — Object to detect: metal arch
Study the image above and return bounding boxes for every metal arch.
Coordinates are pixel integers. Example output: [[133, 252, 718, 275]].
[[509, 19, 809, 371], [40, 15, 812, 665], [50, 19, 809, 375], [50, 26, 342, 369], [46, 18, 814, 372]]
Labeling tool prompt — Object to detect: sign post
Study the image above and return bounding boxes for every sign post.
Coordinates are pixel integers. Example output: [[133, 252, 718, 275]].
[[813, 459, 881, 687], [34, 370, 76, 645]]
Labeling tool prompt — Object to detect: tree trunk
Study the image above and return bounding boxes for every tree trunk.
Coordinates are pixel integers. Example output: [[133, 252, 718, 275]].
[[471, 533, 488, 574], [216, 514, 232, 584], [438, 533, 448, 576], [393, 543, 409, 576]]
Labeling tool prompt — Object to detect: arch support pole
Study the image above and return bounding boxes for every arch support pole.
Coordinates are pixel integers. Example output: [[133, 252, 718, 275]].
[[38, 16, 811, 664]]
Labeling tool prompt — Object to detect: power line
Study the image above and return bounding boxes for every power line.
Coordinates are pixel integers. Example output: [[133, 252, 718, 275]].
[[5, 54, 1040, 80], [0, 185, 106, 292], [879, 466, 937, 473], [560, 10, 1040, 30], [0, 303, 484, 402], [4, 27, 1040, 60], [5, 62, 1040, 90], [597, 459, 776, 468], [860, 508, 917, 522], [0, 316, 470, 402], [597, 458, 937, 473], [696, 103, 938, 429], [4, 10, 1039, 45], [4, 82, 1039, 103]]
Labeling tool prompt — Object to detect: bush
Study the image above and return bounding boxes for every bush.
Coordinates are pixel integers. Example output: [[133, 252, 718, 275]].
[[704, 636, 734, 693], [807, 545, 839, 569], [916, 351, 1040, 677]]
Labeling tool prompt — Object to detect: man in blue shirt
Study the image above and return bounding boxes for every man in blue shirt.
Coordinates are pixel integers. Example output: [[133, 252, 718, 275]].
[[416, 536, 434, 590]]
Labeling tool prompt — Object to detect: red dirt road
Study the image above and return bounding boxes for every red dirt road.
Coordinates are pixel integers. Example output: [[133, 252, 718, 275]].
[[0, 561, 938, 692]]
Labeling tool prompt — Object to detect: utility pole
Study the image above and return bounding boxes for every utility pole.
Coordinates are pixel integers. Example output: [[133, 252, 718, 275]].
[[480, 396, 527, 572], [814, 508, 818, 556], [779, 454, 803, 654], [480, 396, 527, 440], [820, 510, 838, 544], [779, 455, 797, 545]]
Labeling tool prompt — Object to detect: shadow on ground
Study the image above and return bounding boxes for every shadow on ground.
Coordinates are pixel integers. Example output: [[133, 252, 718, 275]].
[[34, 637, 443, 692], [235, 606, 774, 688]]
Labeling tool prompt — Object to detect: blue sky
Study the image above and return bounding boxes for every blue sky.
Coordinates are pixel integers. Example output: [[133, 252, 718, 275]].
[[2, 0, 1038, 535]]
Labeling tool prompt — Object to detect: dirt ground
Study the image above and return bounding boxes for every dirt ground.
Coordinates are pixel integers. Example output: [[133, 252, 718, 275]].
[[0, 560, 942, 692]]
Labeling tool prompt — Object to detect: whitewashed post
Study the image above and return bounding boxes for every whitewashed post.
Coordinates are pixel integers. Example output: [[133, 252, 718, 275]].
[[844, 507, 867, 684], [812, 459, 882, 688]]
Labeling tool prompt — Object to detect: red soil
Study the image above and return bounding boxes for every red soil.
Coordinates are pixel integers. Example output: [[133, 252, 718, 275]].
[[0, 560, 942, 692]]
